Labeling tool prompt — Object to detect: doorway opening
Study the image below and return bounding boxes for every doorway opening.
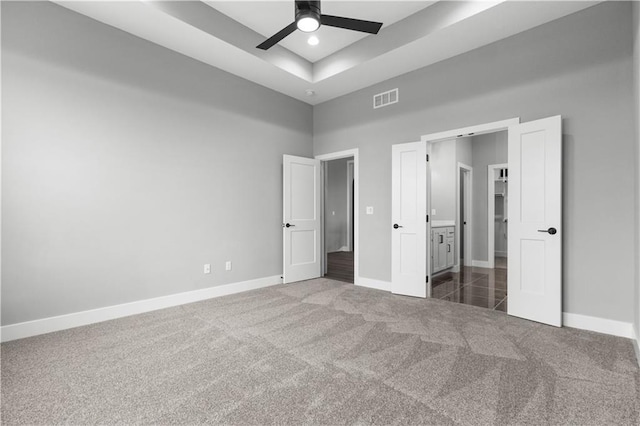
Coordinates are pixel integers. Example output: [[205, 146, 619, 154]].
[[458, 163, 472, 268], [391, 115, 561, 326], [488, 164, 509, 270], [427, 131, 509, 312], [316, 149, 359, 285], [322, 157, 354, 283]]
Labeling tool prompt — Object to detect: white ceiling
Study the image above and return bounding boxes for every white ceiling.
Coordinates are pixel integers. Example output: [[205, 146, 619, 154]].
[[55, 1, 600, 106]]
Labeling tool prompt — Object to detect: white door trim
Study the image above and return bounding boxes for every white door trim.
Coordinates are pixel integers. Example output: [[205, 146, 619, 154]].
[[457, 163, 473, 269], [488, 163, 508, 269], [347, 160, 354, 252], [421, 118, 520, 143], [315, 149, 359, 285], [426, 143, 433, 297]]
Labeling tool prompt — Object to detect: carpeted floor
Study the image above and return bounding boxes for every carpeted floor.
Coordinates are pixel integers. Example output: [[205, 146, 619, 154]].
[[2, 278, 639, 425]]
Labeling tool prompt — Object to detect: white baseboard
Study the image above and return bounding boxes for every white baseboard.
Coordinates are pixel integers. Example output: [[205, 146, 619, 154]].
[[472, 260, 492, 268], [495, 251, 507, 258], [632, 326, 640, 367], [356, 276, 391, 292], [562, 312, 635, 339], [1, 275, 282, 343], [338, 246, 349, 252]]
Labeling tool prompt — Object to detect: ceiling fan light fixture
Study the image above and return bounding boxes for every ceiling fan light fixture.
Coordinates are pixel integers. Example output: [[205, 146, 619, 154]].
[[257, 0, 383, 50], [295, 0, 321, 32], [296, 15, 320, 32]]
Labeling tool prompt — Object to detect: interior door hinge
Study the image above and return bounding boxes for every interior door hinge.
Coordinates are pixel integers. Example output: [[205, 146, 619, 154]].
[[426, 154, 429, 162], [426, 275, 429, 283], [426, 215, 429, 222]]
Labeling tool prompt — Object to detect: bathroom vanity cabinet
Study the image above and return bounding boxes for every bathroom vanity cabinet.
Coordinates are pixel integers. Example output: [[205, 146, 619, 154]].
[[432, 224, 454, 274]]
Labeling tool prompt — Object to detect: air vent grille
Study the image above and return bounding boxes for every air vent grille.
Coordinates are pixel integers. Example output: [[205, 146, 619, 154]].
[[373, 88, 398, 109]]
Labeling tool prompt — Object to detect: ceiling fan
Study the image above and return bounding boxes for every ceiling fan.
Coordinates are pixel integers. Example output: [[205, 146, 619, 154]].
[[257, 1, 384, 50]]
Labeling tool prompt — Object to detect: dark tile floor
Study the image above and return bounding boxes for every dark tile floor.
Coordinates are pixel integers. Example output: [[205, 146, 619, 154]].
[[325, 251, 354, 283], [432, 266, 507, 312]]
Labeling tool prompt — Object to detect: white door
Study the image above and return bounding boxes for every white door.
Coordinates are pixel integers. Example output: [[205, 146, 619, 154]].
[[507, 116, 562, 326], [391, 142, 427, 298], [283, 155, 321, 284]]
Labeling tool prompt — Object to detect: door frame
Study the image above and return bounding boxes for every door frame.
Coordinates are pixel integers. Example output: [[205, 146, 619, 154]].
[[421, 118, 520, 296], [347, 160, 355, 251], [457, 163, 473, 269], [488, 163, 509, 269], [316, 149, 359, 285]]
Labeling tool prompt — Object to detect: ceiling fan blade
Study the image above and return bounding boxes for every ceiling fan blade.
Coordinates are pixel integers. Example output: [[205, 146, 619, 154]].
[[257, 22, 298, 50], [320, 15, 383, 34]]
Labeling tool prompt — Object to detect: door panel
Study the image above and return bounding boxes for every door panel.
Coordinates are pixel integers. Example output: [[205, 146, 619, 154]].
[[507, 116, 562, 326], [400, 234, 418, 275], [391, 142, 427, 298], [283, 155, 321, 284]]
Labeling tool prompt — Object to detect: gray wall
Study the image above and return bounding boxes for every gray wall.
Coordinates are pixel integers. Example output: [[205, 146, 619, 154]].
[[314, 2, 637, 322], [1, 3, 313, 325], [456, 138, 473, 169], [470, 132, 508, 262], [325, 158, 350, 252], [430, 137, 472, 224], [430, 140, 456, 221]]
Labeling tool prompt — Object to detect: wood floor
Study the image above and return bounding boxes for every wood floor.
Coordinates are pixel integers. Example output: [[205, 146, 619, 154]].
[[495, 256, 507, 269], [325, 251, 354, 283]]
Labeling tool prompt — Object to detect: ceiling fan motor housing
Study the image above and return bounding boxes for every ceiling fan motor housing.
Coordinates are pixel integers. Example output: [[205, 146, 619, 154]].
[[295, 1, 321, 29]]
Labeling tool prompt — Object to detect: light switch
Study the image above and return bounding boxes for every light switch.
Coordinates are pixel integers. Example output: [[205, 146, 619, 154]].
[[204, 264, 211, 274], [432, 209, 436, 215], [332, 211, 335, 216], [366, 206, 374, 215]]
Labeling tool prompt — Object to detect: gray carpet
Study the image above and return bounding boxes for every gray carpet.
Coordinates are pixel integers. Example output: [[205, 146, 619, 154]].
[[2, 278, 639, 425]]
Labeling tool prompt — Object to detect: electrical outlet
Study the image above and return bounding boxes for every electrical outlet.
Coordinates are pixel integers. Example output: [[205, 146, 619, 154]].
[[432, 209, 436, 215], [366, 206, 374, 215], [204, 264, 211, 274], [225, 261, 232, 271]]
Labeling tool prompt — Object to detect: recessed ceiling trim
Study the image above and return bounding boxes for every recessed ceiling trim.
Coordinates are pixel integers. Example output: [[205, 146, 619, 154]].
[[144, 0, 313, 81], [313, 0, 502, 82], [53, 0, 602, 106]]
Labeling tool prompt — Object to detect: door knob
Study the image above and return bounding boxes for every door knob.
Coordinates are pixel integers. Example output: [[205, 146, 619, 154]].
[[538, 227, 557, 235], [393, 223, 403, 229], [283, 223, 295, 228]]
